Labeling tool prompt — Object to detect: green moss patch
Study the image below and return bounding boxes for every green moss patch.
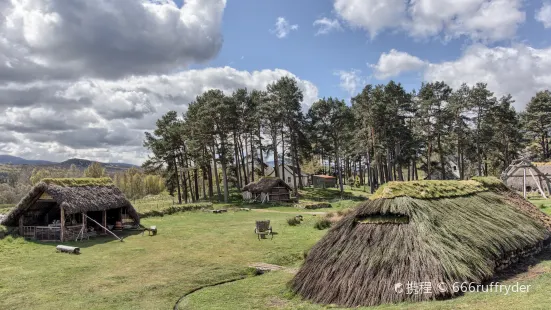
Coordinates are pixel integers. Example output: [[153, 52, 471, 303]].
[[371, 180, 487, 199], [41, 177, 113, 187]]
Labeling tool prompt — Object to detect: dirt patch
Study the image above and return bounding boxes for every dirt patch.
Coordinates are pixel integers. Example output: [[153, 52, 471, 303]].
[[251, 209, 326, 215], [267, 297, 290, 308]]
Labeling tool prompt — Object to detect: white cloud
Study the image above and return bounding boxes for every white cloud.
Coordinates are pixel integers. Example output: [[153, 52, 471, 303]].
[[0, 0, 226, 82], [334, 0, 525, 41], [370, 49, 427, 79], [334, 69, 365, 95], [313, 17, 343, 35], [536, 2, 551, 28], [272, 17, 298, 38], [371, 44, 551, 110], [334, 0, 406, 38], [424, 44, 551, 109], [0, 67, 319, 164]]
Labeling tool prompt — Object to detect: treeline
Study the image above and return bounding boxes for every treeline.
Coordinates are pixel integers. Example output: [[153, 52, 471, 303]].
[[144, 78, 551, 202], [0, 163, 164, 204]]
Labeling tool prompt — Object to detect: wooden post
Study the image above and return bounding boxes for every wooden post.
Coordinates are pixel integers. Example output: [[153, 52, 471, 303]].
[[523, 168, 527, 199], [529, 168, 547, 199], [82, 212, 87, 230], [60, 207, 65, 242], [102, 210, 107, 235], [19, 216, 23, 236]]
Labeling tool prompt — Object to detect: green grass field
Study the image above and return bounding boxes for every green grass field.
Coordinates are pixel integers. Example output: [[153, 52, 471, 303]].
[[1, 189, 551, 309]]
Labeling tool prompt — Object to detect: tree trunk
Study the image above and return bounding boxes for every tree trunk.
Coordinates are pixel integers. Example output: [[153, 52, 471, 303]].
[[173, 155, 182, 204], [221, 161, 229, 203], [207, 162, 214, 199], [233, 132, 241, 189], [250, 133, 255, 182], [194, 168, 199, 201], [239, 135, 249, 185], [258, 124, 265, 177], [202, 167, 207, 199], [272, 130, 279, 177], [438, 133, 445, 180], [427, 142, 432, 180], [281, 130, 286, 183], [336, 145, 344, 195], [211, 144, 222, 202]]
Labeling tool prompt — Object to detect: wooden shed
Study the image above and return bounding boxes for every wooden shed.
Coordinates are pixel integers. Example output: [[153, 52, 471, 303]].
[[242, 177, 293, 203], [0, 178, 140, 241], [312, 175, 337, 189]]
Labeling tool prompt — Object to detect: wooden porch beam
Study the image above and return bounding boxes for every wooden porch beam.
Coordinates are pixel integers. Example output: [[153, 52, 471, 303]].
[[60, 207, 65, 242], [102, 210, 107, 235]]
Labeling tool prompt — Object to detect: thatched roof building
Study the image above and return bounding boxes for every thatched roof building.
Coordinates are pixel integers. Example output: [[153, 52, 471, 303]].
[[242, 177, 292, 203], [1, 178, 139, 241], [503, 159, 551, 195], [291, 177, 551, 307]]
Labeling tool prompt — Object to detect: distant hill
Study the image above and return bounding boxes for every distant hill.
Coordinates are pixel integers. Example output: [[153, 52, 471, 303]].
[[0, 155, 55, 165], [0, 155, 139, 174]]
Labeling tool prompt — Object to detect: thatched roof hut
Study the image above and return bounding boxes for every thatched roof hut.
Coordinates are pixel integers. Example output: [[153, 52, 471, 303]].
[[291, 177, 551, 307], [242, 177, 291, 193], [1, 178, 139, 241], [242, 177, 292, 203], [503, 160, 551, 194]]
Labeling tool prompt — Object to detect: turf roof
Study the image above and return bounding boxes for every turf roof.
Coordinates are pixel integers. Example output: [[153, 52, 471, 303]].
[[41, 177, 113, 187], [292, 180, 551, 307]]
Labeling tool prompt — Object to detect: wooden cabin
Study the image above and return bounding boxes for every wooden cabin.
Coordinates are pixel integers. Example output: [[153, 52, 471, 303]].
[[312, 175, 337, 188], [242, 177, 293, 203], [0, 178, 140, 241]]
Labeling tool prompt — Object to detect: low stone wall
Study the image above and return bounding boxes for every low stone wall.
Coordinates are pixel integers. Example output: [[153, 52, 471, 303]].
[[494, 239, 548, 271]]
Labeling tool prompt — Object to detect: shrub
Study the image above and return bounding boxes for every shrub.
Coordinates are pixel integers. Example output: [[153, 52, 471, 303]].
[[287, 217, 301, 226], [314, 218, 332, 230], [326, 212, 335, 218]]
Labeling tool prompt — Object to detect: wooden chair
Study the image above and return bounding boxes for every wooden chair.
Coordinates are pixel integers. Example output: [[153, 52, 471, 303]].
[[255, 220, 273, 240]]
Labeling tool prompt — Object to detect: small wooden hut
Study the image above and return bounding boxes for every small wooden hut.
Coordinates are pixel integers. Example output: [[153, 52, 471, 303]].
[[0, 178, 139, 241], [242, 177, 292, 203], [312, 175, 337, 188]]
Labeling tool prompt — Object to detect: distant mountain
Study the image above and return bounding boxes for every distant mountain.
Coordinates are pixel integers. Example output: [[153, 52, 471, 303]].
[[54, 158, 139, 170], [0, 155, 139, 172], [0, 155, 55, 165]]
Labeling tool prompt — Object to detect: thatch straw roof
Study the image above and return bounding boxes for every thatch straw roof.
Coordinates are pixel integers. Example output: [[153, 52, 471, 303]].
[[241, 177, 291, 193], [291, 177, 551, 307], [1, 178, 139, 226]]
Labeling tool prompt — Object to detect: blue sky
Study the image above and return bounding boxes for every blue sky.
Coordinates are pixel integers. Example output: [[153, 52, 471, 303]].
[[184, 0, 551, 104], [2, 0, 551, 163]]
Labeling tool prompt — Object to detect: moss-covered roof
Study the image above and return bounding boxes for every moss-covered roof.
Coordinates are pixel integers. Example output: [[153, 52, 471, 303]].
[[370, 179, 490, 199], [41, 177, 113, 187]]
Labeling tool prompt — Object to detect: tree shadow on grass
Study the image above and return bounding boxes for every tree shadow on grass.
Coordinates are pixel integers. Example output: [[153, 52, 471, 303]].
[[22, 229, 146, 249]]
